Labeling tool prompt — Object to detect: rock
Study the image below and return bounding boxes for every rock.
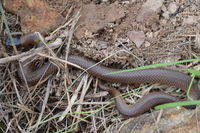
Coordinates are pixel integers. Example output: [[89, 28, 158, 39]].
[[104, 108, 200, 133], [102, 0, 109, 2], [183, 16, 198, 25], [144, 41, 150, 47], [136, 0, 164, 24], [127, 31, 145, 48], [162, 11, 170, 19], [195, 34, 200, 49], [3, 0, 64, 34], [75, 3, 125, 39], [168, 2, 179, 14]]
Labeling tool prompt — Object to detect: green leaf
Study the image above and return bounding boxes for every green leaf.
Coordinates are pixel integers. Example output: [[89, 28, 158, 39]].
[[155, 100, 200, 110], [106, 58, 200, 75], [187, 69, 200, 76]]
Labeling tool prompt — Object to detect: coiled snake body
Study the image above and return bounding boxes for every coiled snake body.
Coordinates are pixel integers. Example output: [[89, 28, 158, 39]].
[[15, 33, 200, 117]]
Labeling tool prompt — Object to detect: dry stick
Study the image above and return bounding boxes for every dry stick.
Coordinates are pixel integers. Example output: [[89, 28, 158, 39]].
[[0, 50, 36, 64], [65, 9, 80, 60], [29, 32, 60, 94], [150, 109, 162, 133], [9, 67, 35, 126], [18, 57, 33, 100], [74, 102, 110, 105], [5, 103, 35, 115], [188, 36, 192, 59], [0, 16, 3, 32], [84, 91, 108, 99], [0, 93, 12, 133], [72, 76, 90, 126], [36, 53, 83, 70], [196, 108, 200, 133], [62, 10, 80, 121], [47, 19, 73, 40], [118, 119, 134, 133], [6, 112, 21, 133], [16, 117, 25, 133], [125, 86, 135, 104], [150, 109, 163, 133], [17, 104, 36, 114], [12, 79, 23, 104], [64, 5, 74, 20], [0, 39, 63, 64], [34, 80, 51, 133], [46, 5, 74, 40], [59, 75, 86, 122], [97, 80, 108, 132], [70, 76, 89, 131], [37, 96, 60, 131], [90, 80, 98, 133], [71, 115, 91, 124], [37, 32, 57, 58], [0, 107, 6, 133], [73, 76, 92, 131]]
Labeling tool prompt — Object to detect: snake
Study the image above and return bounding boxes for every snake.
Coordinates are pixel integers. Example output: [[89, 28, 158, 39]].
[[11, 33, 200, 117]]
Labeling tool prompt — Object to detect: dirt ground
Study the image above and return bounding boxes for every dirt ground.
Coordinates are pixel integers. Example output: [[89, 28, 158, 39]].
[[0, 0, 200, 132]]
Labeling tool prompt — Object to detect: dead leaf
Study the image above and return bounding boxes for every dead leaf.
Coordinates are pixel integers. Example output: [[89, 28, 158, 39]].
[[127, 31, 145, 48]]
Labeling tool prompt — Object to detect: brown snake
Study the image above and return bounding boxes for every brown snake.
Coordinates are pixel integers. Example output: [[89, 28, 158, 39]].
[[14, 33, 200, 117]]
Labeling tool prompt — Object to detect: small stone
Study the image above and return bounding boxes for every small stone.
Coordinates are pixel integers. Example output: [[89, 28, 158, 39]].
[[195, 34, 200, 49], [98, 43, 109, 49], [75, 3, 125, 39], [153, 31, 159, 37], [102, 0, 108, 2], [144, 41, 151, 47], [122, 1, 130, 4], [162, 5, 167, 12], [146, 32, 153, 38], [183, 16, 198, 25], [136, 0, 164, 24], [97, 41, 109, 49], [143, 0, 164, 11], [168, 2, 179, 14], [162, 11, 170, 19]]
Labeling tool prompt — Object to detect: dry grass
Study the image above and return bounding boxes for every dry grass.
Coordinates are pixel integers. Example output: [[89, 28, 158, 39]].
[[0, 5, 119, 133], [1, 1, 200, 133]]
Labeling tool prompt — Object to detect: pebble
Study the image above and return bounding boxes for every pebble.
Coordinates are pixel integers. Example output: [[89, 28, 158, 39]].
[[168, 2, 179, 14]]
